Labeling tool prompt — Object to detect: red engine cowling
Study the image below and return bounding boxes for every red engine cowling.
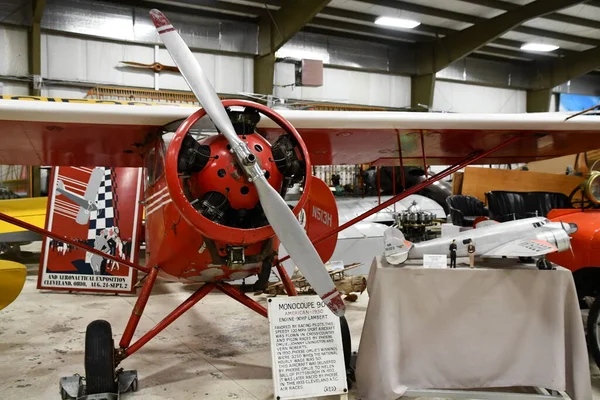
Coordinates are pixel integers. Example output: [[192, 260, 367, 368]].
[[154, 100, 325, 282]]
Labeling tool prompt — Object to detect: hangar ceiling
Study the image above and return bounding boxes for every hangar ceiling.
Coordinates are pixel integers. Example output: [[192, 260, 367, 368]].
[[1, 0, 599, 111], [103, 0, 600, 111]]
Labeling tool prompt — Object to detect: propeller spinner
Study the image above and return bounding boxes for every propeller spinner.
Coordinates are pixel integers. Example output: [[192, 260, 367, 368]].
[[150, 9, 345, 317]]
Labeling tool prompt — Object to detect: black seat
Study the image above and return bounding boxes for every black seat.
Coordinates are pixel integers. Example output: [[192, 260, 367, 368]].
[[525, 192, 571, 217], [485, 190, 570, 221], [485, 191, 533, 221], [446, 195, 489, 227]]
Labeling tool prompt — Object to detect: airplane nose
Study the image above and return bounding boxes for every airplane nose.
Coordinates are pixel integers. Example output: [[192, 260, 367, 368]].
[[563, 222, 578, 234]]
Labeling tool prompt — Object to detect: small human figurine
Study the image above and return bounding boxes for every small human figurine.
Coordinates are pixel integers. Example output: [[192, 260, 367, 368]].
[[468, 240, 476, 268], [449, 239, 457, 268]]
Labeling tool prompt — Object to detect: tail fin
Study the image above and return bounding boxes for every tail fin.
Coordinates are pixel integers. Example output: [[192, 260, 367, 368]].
[[56, 180, 65, 192], [383, 227, 413, 265]]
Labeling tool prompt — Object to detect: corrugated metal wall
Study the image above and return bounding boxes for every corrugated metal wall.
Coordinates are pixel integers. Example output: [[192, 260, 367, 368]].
[[0, 25, 28, 76], [274, 62, 411, 108], [433, 81, 526, 113], [41, 32, 253, 94], [0, 0, 597, 109]]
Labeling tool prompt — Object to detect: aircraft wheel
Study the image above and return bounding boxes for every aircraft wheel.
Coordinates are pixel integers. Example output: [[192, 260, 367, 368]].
[[340, 316, 353, 389], [536, 258, 552, 270], [131, 377, 139, 392], [59, 387, 71, 400], [587, 296, 600, 369], [85, 320, 117, 395]]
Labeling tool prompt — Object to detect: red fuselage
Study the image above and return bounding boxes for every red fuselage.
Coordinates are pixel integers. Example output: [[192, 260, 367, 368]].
[[142, 135, 278, 283]]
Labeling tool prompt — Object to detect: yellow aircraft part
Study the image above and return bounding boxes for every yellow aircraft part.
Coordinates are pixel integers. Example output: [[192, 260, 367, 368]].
[[0, 197, 47, 235], [0, 260, 27, 310]]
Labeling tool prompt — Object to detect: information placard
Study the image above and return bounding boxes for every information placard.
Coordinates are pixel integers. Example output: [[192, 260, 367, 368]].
[[423, 254, 448, 268], [268, 296, 347, 400]]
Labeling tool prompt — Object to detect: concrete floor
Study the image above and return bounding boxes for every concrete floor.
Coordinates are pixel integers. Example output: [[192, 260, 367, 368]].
[[1, 248, 600, 399]]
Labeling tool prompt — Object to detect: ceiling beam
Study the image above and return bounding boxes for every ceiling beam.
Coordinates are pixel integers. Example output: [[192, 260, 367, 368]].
[[527, 44, 600, 111], [459, 0, 600, 29], [234, 0, 573, 58], [29, 0, 46, 196], [358, 0, 594, 47], [108, 0, 258, 22], [254, 0, 332, 95], [429, 0, 585, 73], [532, 45, 600, 89], [411, 0, 586, 109], [30, 0, 45, 97]]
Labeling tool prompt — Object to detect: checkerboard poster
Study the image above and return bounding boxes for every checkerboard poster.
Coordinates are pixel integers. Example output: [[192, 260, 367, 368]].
[[37, 166, 144, 294]]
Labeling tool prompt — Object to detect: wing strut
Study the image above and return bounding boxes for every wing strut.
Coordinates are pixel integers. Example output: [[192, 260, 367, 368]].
[[0, 212, 150, 274], [279, 135, 522, 264]]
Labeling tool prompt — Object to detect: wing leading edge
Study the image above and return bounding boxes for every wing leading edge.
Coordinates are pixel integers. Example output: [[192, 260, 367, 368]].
[[1, 96, 600, 167], [482, 239, 558, 257]]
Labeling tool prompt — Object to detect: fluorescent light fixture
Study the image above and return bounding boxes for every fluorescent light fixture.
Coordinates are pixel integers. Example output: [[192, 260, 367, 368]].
[[374, 16, 420, 29], [521, 43, 559, 52]]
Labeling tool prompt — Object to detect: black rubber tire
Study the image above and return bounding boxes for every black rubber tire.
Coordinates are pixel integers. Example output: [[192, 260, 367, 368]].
[[85, 320, 117, 395], [340, 316, 354, 390], [536, 258, 552, 270], [587, 297, 600, 369], [340, 316, 351, 370]]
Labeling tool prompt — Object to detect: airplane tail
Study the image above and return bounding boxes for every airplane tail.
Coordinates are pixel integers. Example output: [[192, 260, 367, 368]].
[[383, 227, 413, 265]]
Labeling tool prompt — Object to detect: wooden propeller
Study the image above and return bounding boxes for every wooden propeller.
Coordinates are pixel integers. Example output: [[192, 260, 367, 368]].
[[120, 61, 180, 73]]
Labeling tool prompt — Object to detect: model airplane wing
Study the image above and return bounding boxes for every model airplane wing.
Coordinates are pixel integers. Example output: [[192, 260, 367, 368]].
[[2, 96, 600, 167], [482, 238, 558, 257], [84, 168, 104, 202]]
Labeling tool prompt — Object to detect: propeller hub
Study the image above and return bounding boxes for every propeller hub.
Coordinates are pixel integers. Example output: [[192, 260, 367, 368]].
[[187, 134, 283, 211]]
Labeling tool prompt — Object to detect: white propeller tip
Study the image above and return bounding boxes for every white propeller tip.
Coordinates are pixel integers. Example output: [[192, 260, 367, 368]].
[[149, 9, 174, 34], [323, 291, 346, 317]]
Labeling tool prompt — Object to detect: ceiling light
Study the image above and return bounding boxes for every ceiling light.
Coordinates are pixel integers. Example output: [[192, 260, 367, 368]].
[[520, 43, 559, 52], [374, 16, 420, 29]]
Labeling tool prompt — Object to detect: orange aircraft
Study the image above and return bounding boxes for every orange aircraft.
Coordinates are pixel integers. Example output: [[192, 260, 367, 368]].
[[0, 8, 600, 398]]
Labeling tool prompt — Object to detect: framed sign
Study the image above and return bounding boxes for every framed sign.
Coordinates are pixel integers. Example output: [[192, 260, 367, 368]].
[[37, 166, 144, 294], [268, 296, 348, 400], [423, 254, 448, 269]]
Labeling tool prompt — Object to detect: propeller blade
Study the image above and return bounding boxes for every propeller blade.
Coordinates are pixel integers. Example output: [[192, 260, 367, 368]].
[[150, 9, 345, 316], [149, 9, 241, 147], [253, 176, 345, 316]]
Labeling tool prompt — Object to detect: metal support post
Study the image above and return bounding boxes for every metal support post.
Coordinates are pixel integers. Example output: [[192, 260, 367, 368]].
[[122, 283, 216, 359], [216, 283, 268, 318], [120, 266, 160, 349]]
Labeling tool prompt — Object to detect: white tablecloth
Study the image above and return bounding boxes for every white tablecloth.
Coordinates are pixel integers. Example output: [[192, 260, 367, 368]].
[[355, 257, 592, 400]]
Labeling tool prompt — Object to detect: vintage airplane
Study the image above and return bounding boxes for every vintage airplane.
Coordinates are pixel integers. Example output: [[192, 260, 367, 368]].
[[383, 216, 577, 265], [1, 8, 600, 399], [55, 167, 104, 225]]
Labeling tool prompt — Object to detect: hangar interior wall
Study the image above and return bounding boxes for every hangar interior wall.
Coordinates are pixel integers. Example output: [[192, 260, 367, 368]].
[[274, 62, 411, 108], [0, 15, 596, 112], [433, 81, 527, 113]]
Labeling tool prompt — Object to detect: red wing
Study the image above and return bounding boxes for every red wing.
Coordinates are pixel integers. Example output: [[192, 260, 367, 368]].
[[2, 96, 600, 167], [258, 110, 600, 166], [0, 96, 194, 167]]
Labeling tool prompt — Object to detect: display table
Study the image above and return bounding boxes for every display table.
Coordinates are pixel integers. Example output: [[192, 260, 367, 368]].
[[355, 257, 592, 400]]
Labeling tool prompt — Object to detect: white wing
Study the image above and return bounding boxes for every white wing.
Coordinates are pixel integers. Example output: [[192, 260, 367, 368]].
[[482, 239, 558, 257]]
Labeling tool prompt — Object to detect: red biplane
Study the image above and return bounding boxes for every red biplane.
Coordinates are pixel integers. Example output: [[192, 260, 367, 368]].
[[1, 8, 600, 398]]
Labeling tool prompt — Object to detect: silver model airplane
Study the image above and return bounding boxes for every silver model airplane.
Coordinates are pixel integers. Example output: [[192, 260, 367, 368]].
[[383, 216, 577, 265], [55, 167, 104, 225]]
